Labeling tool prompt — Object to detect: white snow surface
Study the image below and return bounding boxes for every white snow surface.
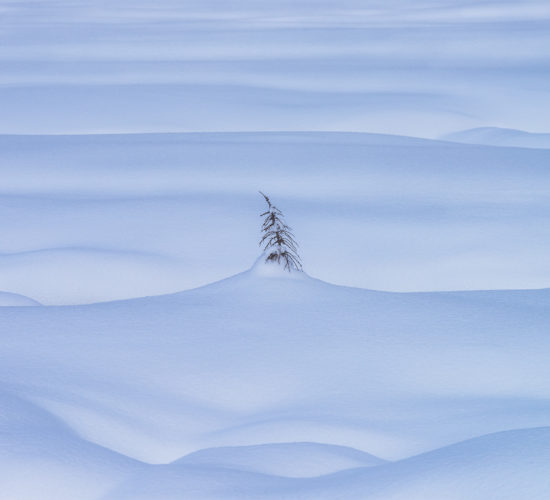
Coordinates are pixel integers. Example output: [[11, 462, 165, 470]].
[[443, 127, 550, 149], [1, 263, 550, 498], [2, 131, 550, 304]]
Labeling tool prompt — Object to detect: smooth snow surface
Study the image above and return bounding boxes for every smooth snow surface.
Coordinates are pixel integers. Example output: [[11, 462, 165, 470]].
[[0, 291, 41, 306], [0, 389, 143, 499], [106, 427, 550, 500], [3, 1, 549, 498], [176, 442, 386, 477], [443, 127, 550, 149], [2, 1, 550, 137], [2, 131, 550, 304], [2, 264, 550, 497]]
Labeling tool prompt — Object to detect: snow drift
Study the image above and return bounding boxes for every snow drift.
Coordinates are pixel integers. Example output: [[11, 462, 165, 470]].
[[1, 263, 550, 497], [105, 427, 550, 500], [2, 131, 550, 304], [0, 388, 143, 500]]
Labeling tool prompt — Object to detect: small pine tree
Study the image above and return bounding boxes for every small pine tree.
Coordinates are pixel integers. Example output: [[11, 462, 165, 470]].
[[259, 191, 302, 272]]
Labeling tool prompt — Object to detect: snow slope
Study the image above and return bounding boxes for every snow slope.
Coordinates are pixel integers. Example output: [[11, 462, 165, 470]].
[[0, 388, 143, 500], [443, 127, 550, 149], [0, 291, 40, 306], [2, 131, 550, 304], [1, 262, 550, 498]]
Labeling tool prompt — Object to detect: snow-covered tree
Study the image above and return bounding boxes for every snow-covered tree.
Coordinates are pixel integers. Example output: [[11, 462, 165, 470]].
[[259, 191, 302, 272]]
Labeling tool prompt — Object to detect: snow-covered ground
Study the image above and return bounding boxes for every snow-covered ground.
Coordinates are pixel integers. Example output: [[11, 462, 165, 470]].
[[2, 1, 550, 498], [2, 263, 550, 498], [2, 1, 550, 137], [2, 131, 550, 304]]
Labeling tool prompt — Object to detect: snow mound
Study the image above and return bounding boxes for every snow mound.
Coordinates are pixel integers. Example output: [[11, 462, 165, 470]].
[[105, 427, 550, 500], [442, 127, 550, 149], [299, 426, 550, 500], [0, 291, 40, 306], [248, 254, 306, 279], [176, 442, 386, 477]]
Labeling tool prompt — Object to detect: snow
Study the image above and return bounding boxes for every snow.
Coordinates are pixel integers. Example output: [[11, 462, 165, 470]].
[[1, 263, 550, 497], [0, 291, 41, 306], [2, 131, 550, 304], [2, 1, 550, 137], [0, 389, 143, 500], [176, 442, 386, 477], [443, 127, 550, 149], [104, 427, 550, 499], [2, 0, 549, 498]]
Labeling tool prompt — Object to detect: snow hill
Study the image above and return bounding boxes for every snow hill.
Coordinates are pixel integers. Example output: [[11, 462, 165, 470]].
[[1, 261, 550, 498], [443, 127, 550, 149], [2, 131, 550, 304]]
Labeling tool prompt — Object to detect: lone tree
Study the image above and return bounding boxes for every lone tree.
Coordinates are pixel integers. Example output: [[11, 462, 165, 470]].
[[259, 191, 302, 272]]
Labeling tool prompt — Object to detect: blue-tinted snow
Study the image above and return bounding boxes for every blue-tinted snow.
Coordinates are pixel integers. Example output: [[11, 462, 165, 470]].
[[1, 1, 550, 498], [1, 1, 550, 136]]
